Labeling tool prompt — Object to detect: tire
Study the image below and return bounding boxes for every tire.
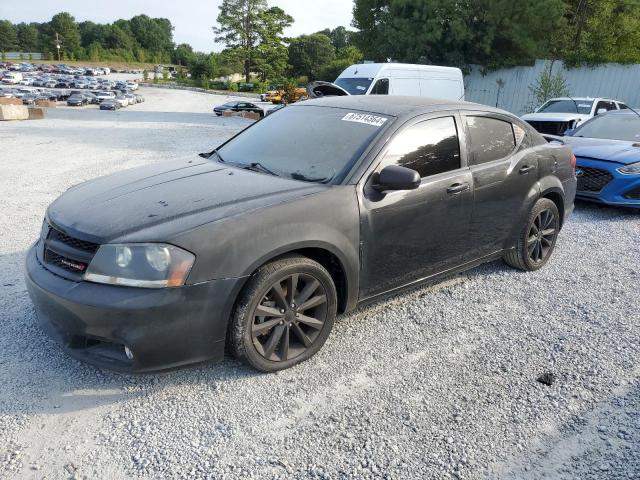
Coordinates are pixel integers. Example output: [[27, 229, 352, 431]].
[[504, 198, 560, 271], [229, 255, 337, 372]]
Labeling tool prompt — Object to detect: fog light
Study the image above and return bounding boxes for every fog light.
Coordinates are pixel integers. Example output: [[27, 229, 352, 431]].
[[124, 346, 134, 360]]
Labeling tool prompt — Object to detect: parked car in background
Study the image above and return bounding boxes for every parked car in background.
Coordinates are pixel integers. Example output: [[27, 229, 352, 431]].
[[67, 94, 89, 106], [522, 97, 628, 136], [564, 110, 640, 209], [2, 72, 23, 84], [114, 95, 129, 108], [307, 63, 465, 102], [96, 91, 116, 102], [99, 99, 121, 111], [266, 104, 286, 116], [25, 96, 575, 374], [214, 101, 264, 117]]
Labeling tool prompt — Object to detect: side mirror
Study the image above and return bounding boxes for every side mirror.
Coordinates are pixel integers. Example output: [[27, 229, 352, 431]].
[[373, 165, 421, 192], [597, 108, 607, 115], [564, 128, 575, 137]]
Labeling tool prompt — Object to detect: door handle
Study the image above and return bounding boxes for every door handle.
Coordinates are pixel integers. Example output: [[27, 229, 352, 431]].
[[447, 183, 470, 195], [519, 165, 536, 174]]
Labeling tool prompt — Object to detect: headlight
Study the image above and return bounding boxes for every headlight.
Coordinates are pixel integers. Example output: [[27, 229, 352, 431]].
[[84, 243, 195, 288], [618, 162, 640, 175]]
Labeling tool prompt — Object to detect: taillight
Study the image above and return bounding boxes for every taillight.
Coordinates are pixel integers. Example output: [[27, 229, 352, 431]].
[[570, 153, 576, 176]]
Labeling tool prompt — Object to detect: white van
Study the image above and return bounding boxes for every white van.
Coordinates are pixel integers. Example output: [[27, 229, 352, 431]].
[[2, 72, 24, 85], [308, 63, 465, 101]]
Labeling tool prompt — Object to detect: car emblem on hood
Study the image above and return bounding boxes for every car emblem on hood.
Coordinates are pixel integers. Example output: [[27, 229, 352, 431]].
[[575, 168, 584, 177]]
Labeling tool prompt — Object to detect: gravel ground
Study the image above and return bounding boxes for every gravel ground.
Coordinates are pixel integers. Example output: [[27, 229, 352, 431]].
[[0, 87, 638, 479]]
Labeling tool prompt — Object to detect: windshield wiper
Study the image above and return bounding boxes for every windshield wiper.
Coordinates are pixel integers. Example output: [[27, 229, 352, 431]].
[[243, 162, 278, 177], [199, 149, 225, 163]]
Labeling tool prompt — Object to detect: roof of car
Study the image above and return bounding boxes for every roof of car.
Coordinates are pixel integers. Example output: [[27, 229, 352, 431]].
[[291, 95, 509, 119], [547, 97, 620, 102]]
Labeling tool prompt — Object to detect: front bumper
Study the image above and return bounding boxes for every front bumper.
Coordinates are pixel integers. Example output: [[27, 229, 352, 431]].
[[25, 244, 243, 373], [576, 158, 640, 208]]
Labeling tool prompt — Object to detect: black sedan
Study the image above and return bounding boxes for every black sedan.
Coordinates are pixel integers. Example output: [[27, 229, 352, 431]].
[[26, 96, 576, 373], [99, 99, 120, 111], [66, 94, 88, 106], [214, 101, 264, 117]]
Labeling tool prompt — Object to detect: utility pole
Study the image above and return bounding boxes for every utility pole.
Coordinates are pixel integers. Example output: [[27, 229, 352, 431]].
[[55, 32, 61, 62]]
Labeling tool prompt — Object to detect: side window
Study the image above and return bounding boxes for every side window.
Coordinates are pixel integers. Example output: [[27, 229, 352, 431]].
[[371, 78, 389, 95], [619, 103, 629, 110], [596, 101, 616, 113], [383, 117, 461, 178], [466, 116, 516, 165]]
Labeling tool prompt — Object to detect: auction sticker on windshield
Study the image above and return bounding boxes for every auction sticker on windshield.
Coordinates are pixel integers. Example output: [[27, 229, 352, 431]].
[[342, 112, 388, 127]]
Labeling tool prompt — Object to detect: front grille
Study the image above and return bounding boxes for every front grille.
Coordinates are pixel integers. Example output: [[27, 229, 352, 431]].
[[526, 120, 571, 136], [41, 225, 99, 279], [48, 227, 99, 253], [44, 249, 89, 273], [576, 166, 614, 193], [624, 186, 640, 199]]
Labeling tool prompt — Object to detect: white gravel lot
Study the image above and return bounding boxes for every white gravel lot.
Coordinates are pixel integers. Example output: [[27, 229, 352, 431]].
[[0, 87, 638, 480]]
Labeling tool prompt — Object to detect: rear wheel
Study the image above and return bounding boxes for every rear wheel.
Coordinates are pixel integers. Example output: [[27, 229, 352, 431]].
[[229, 256, 337, 372], [504, 198, 560, 271]]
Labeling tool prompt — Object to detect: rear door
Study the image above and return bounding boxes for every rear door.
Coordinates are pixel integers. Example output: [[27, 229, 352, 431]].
[[461, 113, 539, 256]]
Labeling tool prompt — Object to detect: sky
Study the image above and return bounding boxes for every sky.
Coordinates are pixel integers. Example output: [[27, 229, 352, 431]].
[[0, 0, 354, 52]]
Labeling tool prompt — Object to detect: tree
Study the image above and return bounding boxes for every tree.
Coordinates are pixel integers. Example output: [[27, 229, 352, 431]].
[[253, 6, 294, 81], [16, 23, 39, 52], [288, 33, 336, 80], [49, 12, 82, 58], [173, 43, 197, 66], [317, 26, 351, 50], [0, 20, 17, 52], [213, 0, 269, 82], [320, 45, 364, 81], [525, 61, 570, 112], [352, 0, 567, 68]]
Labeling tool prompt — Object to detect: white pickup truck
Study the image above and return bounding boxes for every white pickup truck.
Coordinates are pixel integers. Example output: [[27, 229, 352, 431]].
[[521, 97, 629, 136]]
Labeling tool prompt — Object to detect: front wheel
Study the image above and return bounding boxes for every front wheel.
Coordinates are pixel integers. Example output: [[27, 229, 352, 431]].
[[229, 255, 337, 372], [504, 198, 560, 271]]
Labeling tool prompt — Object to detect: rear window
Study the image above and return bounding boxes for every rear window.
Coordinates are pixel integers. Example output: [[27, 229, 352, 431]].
[[538, 100, 593, 115], [466, 116, 516, 165]]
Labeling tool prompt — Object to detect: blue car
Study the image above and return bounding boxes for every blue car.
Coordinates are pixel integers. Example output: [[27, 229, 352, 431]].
[[564, 110, 640, 209]]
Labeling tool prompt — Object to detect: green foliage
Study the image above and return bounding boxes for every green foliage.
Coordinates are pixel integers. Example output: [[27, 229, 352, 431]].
[[228, 82, 239, 92], [288, 33, 336, 80], [525, 62, 570, 112], [0, 20, 17, 51], [317, 26, 351, 50], [143, 70, 149, 81], [50, 12, 82, 58], [0, 51, 5, 61], [162, 69, 169, 80], [16, 23, 39, 52], [352, 0, 567, 68], [214, 0, 292, 82]]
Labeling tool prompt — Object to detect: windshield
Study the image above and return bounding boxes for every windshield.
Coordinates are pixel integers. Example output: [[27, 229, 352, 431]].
[[334, 77, 374, 95], [573, 113, 640, 142], [538, 100, 593, 114], [217, 106, 391, 183]]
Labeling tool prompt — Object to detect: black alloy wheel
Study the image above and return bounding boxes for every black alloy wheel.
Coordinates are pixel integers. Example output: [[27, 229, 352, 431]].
[[527, 208, 557, 264], [230, 255, 337, 372], [251, 273, 328, 362], [504, 197, 560, 271]]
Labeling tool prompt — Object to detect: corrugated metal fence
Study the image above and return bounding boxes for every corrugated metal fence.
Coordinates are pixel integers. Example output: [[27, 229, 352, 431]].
[[3, 52, 44, 60], [464, 59, 640, 115]]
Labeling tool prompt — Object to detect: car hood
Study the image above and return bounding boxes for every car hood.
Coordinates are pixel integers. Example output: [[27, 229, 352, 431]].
[[521, 112, 591, 123], [47, 157, 326, 243], [564, 136, 640, 165]]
